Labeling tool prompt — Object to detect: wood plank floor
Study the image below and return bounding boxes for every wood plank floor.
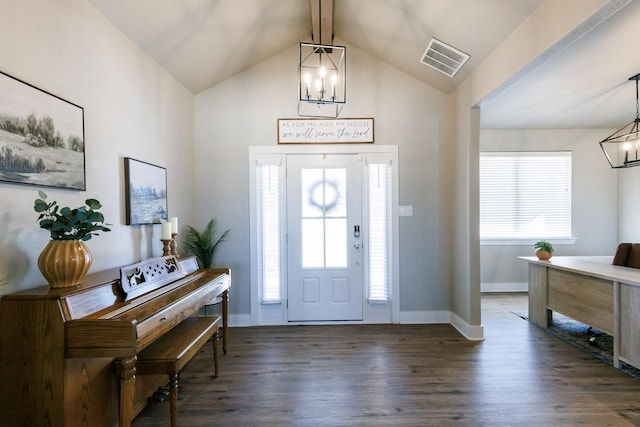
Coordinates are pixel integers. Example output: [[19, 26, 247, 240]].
[[132, 294, 640, 426]]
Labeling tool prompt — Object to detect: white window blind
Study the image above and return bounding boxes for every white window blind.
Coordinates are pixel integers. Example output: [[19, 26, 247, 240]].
[[480, 151, 572, 239], [256, 158, 282, 303], [366, 158, 391, 302]]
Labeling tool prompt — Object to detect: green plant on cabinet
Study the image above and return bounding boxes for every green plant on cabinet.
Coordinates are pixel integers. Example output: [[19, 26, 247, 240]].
[[34, 190, 111, 241]]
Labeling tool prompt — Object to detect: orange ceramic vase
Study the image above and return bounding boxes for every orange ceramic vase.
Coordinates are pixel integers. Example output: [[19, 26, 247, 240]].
[[38, 240, 93, 288], [535, 249, 552, 261]]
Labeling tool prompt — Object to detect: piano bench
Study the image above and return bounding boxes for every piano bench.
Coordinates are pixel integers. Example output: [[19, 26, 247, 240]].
[[137, 316, 220, 427]]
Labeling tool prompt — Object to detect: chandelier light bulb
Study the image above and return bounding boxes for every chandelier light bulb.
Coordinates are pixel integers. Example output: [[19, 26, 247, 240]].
[[331, 73, 337, 98], [304, 73, 311, 98]]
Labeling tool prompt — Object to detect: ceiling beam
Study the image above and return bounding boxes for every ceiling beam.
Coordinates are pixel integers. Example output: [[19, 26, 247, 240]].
[[310, 0, 333, 45]]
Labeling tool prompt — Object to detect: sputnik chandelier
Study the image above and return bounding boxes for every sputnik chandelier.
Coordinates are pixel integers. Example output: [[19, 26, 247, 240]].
[[298, 43, 346, 118], [599, 73, 640, 168], [297, 0, 345, 118]]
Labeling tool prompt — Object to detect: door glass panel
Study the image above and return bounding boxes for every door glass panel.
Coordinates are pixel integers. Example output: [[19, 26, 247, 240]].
[[300, 167, 348, 269], [301, 169, 324, 217], [325, 169, 346, 217], [302, 218, 324, 268], [325, 218, 347, 267]]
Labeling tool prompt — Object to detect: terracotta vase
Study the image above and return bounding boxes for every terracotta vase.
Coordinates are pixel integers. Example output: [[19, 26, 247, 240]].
[[38, 240, 93, 288], [535, 249, 552, 261]]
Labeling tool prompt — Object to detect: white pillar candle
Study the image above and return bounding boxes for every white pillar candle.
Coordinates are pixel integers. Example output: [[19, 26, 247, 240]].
[[169, 216, 178, 234], [161, 222, 172, 240]]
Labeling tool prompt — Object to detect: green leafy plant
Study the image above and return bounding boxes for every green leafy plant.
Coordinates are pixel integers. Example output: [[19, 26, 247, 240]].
[[183, 218, 229, 268], [533, 240, 554, 254], [34, 190, 111, 241]]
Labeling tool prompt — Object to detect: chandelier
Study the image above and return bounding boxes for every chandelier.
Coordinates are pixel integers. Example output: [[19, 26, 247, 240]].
[[599, 73, 640, 168], [298, 43, 346, 118]]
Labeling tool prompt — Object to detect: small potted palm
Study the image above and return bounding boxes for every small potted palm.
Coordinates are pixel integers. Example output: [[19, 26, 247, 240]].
[[183, 218, 229, 268], [34, 191, 111, 288], [534, 240, 554, 260]]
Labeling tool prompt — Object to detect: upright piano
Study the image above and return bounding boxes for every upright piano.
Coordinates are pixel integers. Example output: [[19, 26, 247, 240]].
[[0, 255, 230, 427]]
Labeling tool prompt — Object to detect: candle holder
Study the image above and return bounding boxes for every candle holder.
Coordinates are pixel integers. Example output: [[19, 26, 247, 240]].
[[161, 239, 172, 256], [170, 233, 179, 258]]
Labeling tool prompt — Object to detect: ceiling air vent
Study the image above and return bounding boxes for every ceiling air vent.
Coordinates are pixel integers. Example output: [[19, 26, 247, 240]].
[[420, 38, 470, 78]]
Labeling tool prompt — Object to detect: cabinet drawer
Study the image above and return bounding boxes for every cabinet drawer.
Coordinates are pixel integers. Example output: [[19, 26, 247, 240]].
[[547, 269, 613, 335]]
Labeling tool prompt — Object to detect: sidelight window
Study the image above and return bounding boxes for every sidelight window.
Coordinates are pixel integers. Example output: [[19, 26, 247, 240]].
[[366, 158, 391, 302]]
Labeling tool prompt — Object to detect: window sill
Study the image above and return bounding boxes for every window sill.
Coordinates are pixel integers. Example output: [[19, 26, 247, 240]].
[[480, 237, 578, 246]]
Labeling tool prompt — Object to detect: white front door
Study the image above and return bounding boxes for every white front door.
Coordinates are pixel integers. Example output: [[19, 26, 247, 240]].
[[286, 154, 363, 321]]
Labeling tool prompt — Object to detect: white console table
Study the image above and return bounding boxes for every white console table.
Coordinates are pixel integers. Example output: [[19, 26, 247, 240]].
[[520, 256, 640, 370]]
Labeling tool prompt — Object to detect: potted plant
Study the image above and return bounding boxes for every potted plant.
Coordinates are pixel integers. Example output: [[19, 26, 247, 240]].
[[534, 240, 554, 260], [34, 190, 111, 288], [183, 218, 229, 268]]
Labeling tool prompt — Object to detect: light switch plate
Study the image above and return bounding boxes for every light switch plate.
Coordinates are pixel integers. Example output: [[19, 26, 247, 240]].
[[399, 205, 413, 216]]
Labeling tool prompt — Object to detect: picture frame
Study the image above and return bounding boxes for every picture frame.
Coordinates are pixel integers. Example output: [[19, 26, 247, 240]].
[[278, 118, 374, 144], [124, 157, 168, 225], [0, 70, 85, 190]]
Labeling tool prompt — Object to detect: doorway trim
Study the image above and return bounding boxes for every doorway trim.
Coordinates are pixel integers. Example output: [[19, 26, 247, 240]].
[[249, 144, 399, 325]]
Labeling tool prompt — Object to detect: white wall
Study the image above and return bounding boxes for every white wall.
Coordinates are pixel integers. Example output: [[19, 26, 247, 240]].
[[618, 167, 640, 241], [0, 0, 195, 294], [479, 129, 618, 289], [194, 42, 454, 319]]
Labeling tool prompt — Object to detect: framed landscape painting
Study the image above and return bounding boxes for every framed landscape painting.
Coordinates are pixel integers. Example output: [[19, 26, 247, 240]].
[[124, 157, 168, 225], [0, 70, 85, 190]]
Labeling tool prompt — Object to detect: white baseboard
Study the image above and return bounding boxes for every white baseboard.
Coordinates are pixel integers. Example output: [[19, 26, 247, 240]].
[[399, 310, 451, 324], [481, 281, 528, 293], [400, 310, 485, 341], [450, 312, 485, 341], [229, 311, 485, 341]]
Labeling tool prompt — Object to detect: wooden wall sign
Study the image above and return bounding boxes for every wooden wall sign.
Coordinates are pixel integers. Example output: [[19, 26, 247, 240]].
[[278, 118, 374, 144]]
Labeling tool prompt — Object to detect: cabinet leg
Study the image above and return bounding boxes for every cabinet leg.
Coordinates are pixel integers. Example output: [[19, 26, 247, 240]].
[[115, 356, 137, 427]]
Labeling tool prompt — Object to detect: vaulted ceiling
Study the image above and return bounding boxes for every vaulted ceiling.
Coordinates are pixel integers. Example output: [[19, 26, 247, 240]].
[[88, 0, 640, 130]]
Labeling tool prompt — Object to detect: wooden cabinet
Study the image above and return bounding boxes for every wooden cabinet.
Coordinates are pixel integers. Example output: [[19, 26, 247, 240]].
[[522, 256, 640, 371]]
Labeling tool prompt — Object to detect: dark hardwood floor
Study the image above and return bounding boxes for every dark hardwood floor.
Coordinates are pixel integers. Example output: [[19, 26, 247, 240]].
[[133, 294, 640, 426]]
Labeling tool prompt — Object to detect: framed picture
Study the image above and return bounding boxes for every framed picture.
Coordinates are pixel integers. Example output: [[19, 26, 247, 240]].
[[278, 118, 374, 144], [0, 70, 85, 190], [124, 157, 168, 225]]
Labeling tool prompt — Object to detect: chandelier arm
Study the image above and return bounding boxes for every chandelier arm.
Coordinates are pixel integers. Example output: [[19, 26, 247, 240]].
[[635, 75, 640, 120]]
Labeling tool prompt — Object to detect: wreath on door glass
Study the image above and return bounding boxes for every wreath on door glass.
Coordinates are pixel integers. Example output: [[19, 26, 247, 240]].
[[308, 179, 340, 212]]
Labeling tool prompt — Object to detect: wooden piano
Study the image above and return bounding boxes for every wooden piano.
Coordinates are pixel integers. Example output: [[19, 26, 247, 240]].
[[0, 255, 230, 427]]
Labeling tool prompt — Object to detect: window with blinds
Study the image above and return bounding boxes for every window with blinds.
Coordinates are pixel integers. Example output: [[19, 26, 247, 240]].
[[480, 151, 572, 240], [256, 160, 282, 303], [367, 159, 391, 303]]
